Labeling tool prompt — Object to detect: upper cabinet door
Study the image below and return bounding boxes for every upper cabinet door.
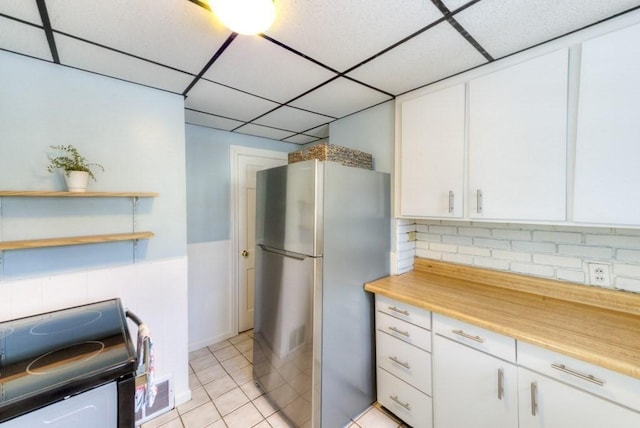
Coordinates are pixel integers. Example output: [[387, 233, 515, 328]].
[[399, 83, 465, 218], [573, 23, 640, 226], [468, 49, 569, 222]]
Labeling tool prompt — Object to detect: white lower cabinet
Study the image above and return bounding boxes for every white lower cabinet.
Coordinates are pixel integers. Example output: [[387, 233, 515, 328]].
[[518, 367, 640, 428], [375, 295, 432, 428], [432, 316, 518, 428]]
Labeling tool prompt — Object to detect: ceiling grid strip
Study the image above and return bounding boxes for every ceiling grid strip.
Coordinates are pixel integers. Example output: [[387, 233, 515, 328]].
[[36, 0, 59, 63]]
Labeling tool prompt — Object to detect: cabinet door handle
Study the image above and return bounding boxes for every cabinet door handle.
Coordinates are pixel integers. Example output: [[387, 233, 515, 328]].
[[389, 356, 411, 370], [388, 306, 409, 316], [448, 190, 454, 213], [388, 326, 410, 337], [551, 363, 605, 386], [390, 395, 411, 411], [452, 329, 485, 343], [530, 382, 538, 416], [497, 368, 504, 400], [477, 189, 483, 214]]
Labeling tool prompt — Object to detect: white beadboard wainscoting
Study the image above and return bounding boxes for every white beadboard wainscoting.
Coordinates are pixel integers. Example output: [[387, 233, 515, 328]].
[[394, 219, 640, 293], [187, 240, 234, 352], [0, 257, 191, 406]]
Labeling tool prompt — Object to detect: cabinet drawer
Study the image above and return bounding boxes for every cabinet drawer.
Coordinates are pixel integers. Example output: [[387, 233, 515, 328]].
[[433, 313, 516, 362], [377, 330, 432, 395], [376, 295, 431, 329], [518, 341, 640, 413], [378, 367, 433, 428], [376, 311, 431, 352]]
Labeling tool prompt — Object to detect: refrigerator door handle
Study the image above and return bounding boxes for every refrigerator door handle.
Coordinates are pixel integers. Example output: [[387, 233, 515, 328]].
[[258, 244, 309, 261]]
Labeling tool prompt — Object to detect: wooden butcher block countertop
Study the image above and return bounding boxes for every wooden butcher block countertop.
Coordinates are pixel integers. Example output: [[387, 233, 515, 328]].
[[365, 258, 640, 380]]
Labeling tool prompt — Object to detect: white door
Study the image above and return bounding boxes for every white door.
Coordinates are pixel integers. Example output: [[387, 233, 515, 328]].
[[433, 335, 518, 428], [233, 148, 287, 333], [399, 83, 466, 218], [467, 48, 568, 221]]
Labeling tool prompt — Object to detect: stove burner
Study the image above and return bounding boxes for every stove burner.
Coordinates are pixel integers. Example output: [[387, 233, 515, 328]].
[[0, 327, 15, 339], [26, 341, 105, 375], [30, 310, 103, 335]]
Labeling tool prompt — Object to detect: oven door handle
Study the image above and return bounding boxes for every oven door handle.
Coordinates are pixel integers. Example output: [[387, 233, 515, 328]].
[[125, 310, 151, 377]]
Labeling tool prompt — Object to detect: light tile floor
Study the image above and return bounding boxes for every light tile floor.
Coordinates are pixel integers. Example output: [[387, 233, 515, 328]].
[[142, 331, 404, 428]]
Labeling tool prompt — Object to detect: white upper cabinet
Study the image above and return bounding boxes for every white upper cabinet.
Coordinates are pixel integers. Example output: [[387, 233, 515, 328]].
[[399, 83, 465, 218], [573, 22, 640, 226], [467, 49, 569, 221]]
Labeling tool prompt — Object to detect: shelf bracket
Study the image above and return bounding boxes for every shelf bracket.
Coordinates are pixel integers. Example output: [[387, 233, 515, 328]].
[[132, 196, 139, 233], [133, 238, 139, 264]]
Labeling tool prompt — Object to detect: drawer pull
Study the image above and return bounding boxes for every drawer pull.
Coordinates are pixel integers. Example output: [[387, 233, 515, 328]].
[[551, 363, 605, 386], [497, 368, 504, 400], [389, 356, 411, 370], [530, 382, 538, 416], [451, 329, 485, 343], [388, 306, 409, 316], [388, 326, 410, 337], [390, 395, 411, 411]]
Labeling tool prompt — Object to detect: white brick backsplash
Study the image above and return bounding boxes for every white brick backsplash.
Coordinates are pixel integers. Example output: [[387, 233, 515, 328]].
[[397, 223, 417, 233], [474, 257, 510, 271], [442, 235, 473, 246], [511, 263, 555, 277], [492, 250, 531, 262], [533, 254, 582, 269], [586, 234, 640, 249], [533, 231, 582, 244], [473, 238, 510, 249], [457, 227, 492, 237], [430, 242, 457, 253], [614, 263, 640, 277], [557, 245, 613, 259], [395, 219, 640, 294], [443, 253, 475, 265], [617, 249, 640, 263], [556, 269, 585, 283], [459, 246, 491, 257], [492, 228, 532, 241], [416, 232, 441, 242], [428, 225, 457, 235], [616, 277, 640, 293], [512, 241, 556, 253], [415, 249, 442, 260]]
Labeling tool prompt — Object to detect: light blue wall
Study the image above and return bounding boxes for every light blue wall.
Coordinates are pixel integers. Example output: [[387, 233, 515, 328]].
[[328, 100, 395, 173], [0, 51, 187, 278], [185, 124, 299, 243]]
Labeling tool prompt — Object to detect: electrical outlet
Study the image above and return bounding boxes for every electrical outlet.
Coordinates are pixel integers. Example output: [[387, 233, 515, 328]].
[[588, 263, 611, 287]]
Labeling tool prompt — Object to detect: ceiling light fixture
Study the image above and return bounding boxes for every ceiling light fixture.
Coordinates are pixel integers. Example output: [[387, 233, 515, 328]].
[[210, 0, 276, 35]]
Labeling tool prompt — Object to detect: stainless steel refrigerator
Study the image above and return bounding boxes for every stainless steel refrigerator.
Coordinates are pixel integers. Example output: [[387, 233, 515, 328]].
[[253, 159, 390, 428]]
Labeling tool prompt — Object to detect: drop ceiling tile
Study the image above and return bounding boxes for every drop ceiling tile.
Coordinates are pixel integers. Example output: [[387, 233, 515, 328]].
[[454, 0, 640, 59], [0, 17, 51, 61], [46, 0, 231, 74], [254, 106, 334, 133], [0, 1, 42, 25], [289, 77, 392, 118], [185, 109, 243, 131], [283, 134, 319, 145], [347, 21, 487, 95], [305, 124, 330, 139], [56, 34, 193, 93], [185, 79, 279, 122], [264, 0, 445, 71], [234, 124, 296, 140], [204, 35, 337, 103]]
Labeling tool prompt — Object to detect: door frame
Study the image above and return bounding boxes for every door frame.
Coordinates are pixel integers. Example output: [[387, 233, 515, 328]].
[[229, 145, 288, 335]]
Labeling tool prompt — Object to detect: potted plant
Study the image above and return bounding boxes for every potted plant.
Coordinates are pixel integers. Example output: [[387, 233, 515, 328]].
[[47, 145, 104, 192]]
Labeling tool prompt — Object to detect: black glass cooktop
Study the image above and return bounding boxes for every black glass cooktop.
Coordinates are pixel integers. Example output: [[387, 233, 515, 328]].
[[0, 299, 137, 422]]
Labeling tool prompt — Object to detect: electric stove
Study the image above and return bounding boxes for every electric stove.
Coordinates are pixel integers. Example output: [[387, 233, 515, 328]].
[[0, 299, 137, 425]]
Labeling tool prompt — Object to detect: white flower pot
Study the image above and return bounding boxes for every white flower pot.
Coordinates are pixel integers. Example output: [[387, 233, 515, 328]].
[[64, 170, 90, 192]]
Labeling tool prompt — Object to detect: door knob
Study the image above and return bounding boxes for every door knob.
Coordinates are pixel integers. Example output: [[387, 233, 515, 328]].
[[241, 250, 249, 258]]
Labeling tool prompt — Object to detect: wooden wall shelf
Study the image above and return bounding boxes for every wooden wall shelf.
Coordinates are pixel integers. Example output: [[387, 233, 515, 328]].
[[0, 191, 158, 197], [0, 232, 154, 251]]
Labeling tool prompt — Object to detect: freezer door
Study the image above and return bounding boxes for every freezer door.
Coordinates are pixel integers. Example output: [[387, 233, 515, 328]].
[[255, 159, 323, 256], [253, 244, 319, 427]]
